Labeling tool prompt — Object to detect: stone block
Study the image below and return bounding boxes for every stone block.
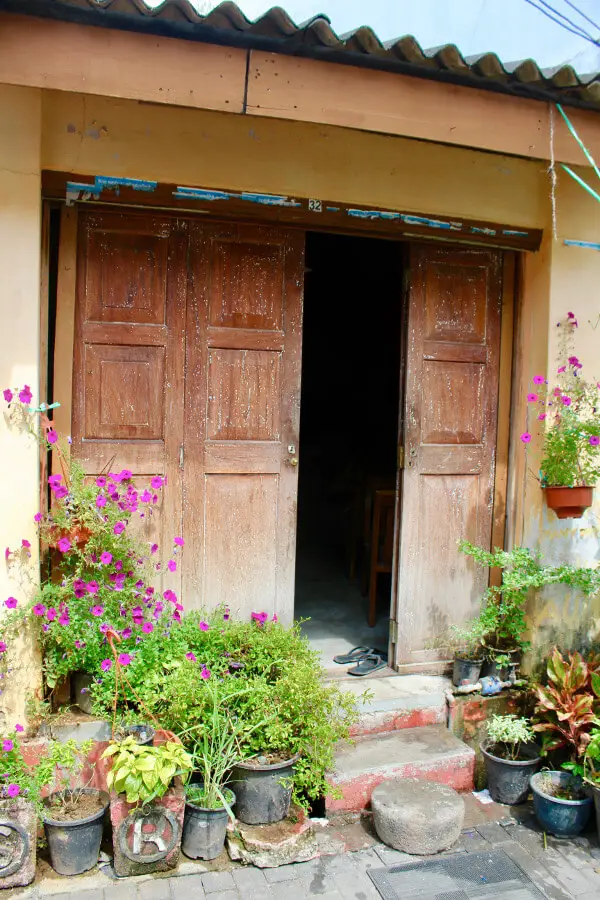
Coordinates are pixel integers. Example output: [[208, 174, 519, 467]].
[[201, 870, 236, 893], [226, 811, 318, 868], [0, 798, 36, 889], [110, 782, 185, 878], [371, 778, 464, 855]]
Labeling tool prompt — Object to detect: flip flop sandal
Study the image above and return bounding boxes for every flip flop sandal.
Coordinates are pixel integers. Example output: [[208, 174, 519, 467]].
[[333, 646, 373, 665], [347, 653, 388, 677]]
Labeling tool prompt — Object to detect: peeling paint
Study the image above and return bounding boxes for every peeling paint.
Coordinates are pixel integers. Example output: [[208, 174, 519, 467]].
[[66, 175, 157, 205], [347, 208, 401, 221], [471, 226, 497, 236], [503, 229, 529, 237], [174, 186, 300, 207]]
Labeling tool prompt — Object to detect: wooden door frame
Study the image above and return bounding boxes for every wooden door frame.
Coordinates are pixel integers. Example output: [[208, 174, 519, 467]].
[[47, 196, 518, 659]]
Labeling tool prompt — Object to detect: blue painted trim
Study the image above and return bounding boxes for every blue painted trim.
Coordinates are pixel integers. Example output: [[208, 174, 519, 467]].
[[564, 239, 600, 250], [95, 176, 157, 192], [401, 214, 461, 231], [326, 206, 340, 212], [240, 192, 301, 208], [503, 229, 529, 237], [174, 187, 232, 201], [471, 226, 496, 236], [347, 209, 401, 221], [66, 181, 102, 196]]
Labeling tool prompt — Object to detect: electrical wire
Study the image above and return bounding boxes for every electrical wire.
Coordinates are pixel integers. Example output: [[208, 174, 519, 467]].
[[536, 0, 597, 39], [562, 0, 600, 35], [522, 0, 599, 45]]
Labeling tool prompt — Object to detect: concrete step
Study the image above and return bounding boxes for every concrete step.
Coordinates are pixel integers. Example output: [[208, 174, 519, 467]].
[[333, 674, 451, 737], [328, 725, 475, 813]]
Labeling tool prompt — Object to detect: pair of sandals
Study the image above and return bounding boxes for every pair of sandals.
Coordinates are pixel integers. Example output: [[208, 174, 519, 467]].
[[333, 645, 388, 676]]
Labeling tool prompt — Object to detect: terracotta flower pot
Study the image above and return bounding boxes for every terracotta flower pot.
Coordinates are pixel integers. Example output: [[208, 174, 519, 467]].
[[49, 523, 92, 549], [544, 486, 594, 519]]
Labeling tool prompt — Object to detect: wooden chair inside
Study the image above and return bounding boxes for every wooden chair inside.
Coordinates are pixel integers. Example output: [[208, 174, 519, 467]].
[[367, 489, 396, 628]]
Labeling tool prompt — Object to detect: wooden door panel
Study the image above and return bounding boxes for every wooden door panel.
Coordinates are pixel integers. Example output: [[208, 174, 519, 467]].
[[184, 223, 304, 620], [395, 245, 502, 670], [72, 210, 187, 591]]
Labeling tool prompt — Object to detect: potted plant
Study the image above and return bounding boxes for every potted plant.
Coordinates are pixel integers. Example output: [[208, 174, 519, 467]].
[[481, 650, 518, 681], [520, 312, 600, 518], [530, 648, 598, 835], [0, 727, 40, 889], [37, 738, 109, 876], [581, 726, 600, 836], [179, 680, 266, 860], [102, 734, 193, 877], [449, 623, 484, 687], [481, 714, 541, 804]]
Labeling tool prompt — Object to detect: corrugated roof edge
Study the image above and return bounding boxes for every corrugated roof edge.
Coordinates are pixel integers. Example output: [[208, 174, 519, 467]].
[[2, 0, 600, 110]]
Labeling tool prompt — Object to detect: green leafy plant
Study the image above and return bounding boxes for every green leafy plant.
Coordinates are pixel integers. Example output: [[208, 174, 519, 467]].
[[458, 542, 600, 656], [102, 737, 192, 806], [448, 622, 485, 660], [520, 313, 600, 486], [0, 728, 42, 815], [582, 727, 600, 784], [35, 738, 95, 817], [180, 678, 269, 814], [533, 648, 600, 762], [486, 714, 535, 761]]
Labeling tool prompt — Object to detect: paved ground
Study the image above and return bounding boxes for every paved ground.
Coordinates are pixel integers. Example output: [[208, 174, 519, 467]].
[[10, 799, 600, 900]]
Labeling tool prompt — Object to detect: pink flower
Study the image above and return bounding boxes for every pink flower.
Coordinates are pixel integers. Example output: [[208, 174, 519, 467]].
[[121, 627, 132, 640], [2, 740, 13, 753], [46, 607, 57, 622], [18, 386, 32, 405], [118, 653, 132, 666], [199, 621, 209, 632], [86, 581, 99, 595], [101, 659, 112, 672], [114, 522, 125, 536], [520, 433, 532, 444], [119, 469, 133, 481], [185, 652, 197, 662], [533, 375, 545, 385], [272, 613, 278, 622], [57, 537, 71, 553], [96, 495, 107, 509], [223, 607, 230, 621], [538, 414, 547, 421], [557, 366, 566, 374], [3, 597, 17, 610], [34, 513, 42, 523], [15, 725, 23, 734], [91, 605, 104, 617], [0, 643, 6, 653], [562, 396, 572, 406], [74, 640, 85, 649], [47, 430, 58, 445], [589, 436, 600, 446], [150, 543, 159, 555], [58, 612, 70, 626], [174, 537, 184, 547], [568, 355, 580, 366], [100, 552, 113, 565], [567, 311, 575, 319], [151, 476, 164, 490], [6, 784, 19, 798], [142, 622, 154, 634], [200, 665, 211, 681], [167, 560, 177, 573], [54, 485, 68, 499], [21, 539, 31, 550], [527, 393, 538, 403], [2, 389, 12, 403], [96, 476, 107, 488]]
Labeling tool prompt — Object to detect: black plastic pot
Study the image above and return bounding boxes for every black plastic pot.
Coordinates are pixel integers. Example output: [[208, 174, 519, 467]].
[[231, 754, 300, 825], [481, 741, 541, 805], [452, 657, 483, 687], [43, 789, 109, 875], [182, 788, 235, 860], [481, 650, 520, 681], [531, 771, 593, 836]]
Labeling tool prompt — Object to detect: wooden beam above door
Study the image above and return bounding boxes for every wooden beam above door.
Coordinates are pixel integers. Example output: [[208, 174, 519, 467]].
[[42, 171, 542, 252]]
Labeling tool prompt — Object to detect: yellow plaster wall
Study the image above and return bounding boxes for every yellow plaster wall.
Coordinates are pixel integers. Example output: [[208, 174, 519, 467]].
[[0, 85, 43, 726], [521, 169, 600, 667], [41, 91, 548, 228]]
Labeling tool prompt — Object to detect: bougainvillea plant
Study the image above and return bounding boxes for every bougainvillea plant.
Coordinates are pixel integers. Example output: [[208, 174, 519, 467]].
[[520, 312, 600, 486], [1, 387, 186, 693]]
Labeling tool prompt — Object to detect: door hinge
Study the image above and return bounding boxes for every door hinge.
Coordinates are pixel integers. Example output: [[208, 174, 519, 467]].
[[397, 445, 405, 469], [389, 620, 398, 644]]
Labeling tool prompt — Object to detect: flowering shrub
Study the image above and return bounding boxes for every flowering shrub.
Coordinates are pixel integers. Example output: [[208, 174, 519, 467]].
[[1, 388, 185, 692], [520, 313, 600, 486], [0, 726, 41, 813]]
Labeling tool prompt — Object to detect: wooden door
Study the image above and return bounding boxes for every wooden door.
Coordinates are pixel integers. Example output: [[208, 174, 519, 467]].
[[394, 245, 502, 672], [183, 223, 304, 622], [72, 210, 187, 590]]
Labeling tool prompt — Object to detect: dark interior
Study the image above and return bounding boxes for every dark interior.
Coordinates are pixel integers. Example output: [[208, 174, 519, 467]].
[[294, 231, 403, 652]]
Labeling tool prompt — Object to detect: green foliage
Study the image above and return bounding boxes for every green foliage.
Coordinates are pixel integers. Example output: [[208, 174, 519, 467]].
[[582, 728, 600, 784], [102, 737, 193, 806], [523, 314, 600, 487], [90, 611, 361, 809], [34, 738, 94, 796], [487, 714, 535, 760], [533, 648, 600, 761], [458, 542, 600, 655], [0, 731, 42, 815], [179, 678, 268, 814]]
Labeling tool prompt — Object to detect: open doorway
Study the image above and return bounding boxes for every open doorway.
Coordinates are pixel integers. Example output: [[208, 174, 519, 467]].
[[295, 232, 403, 672]]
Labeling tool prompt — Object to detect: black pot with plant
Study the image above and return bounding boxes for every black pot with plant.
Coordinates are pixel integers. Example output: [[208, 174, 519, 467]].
[[182, 783, 236, 860], [231, 752, 301, 825], [449, 624, 484, 687], [481, 714, 541, 805], [530, 771, 592, 836]]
